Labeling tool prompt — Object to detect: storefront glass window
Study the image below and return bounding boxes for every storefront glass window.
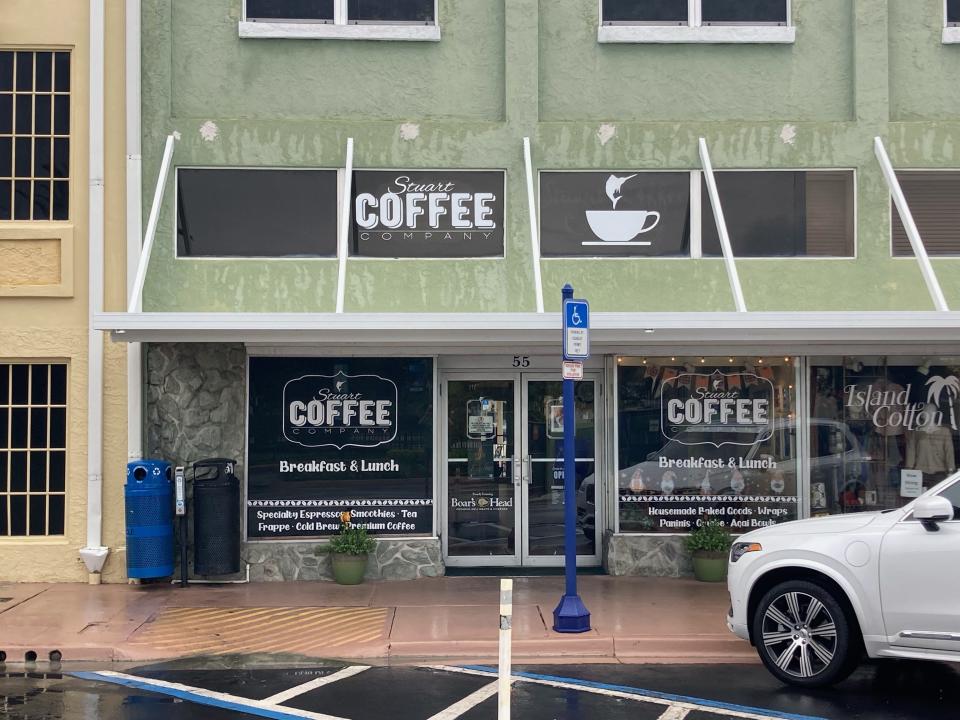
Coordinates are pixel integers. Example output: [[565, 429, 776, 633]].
[[809, 357, 960, 516], [617, 357, 798, 533], [247, 357, 433, 539]]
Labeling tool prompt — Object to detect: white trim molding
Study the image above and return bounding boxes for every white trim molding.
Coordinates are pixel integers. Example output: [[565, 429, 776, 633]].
[[944, 26, 960, 43], [238, 21, 441, 41], [598, 25, 795, 44]]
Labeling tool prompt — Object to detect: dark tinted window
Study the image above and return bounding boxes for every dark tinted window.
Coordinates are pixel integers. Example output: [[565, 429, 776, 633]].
[[949, 0, 960, 24], [603, 0, 687, 24], [701, 0, 787, 24], [246, 0, 334, 21], [176, 168, 338, 258], [892, 172, 960, 257], [0, 50, 70, 221], [0, 363, 67, 537], [348, 0, 434, 23], [539, 171, 690, 257], [703, 171, 855, 257]]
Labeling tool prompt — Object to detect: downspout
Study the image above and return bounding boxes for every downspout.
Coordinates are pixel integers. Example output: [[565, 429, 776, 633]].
[[125, 0, 144, 457], [80, 0, 109, 580]]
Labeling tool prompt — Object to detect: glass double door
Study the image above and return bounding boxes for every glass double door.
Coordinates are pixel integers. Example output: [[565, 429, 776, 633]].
[[443, 373, 601, 567]]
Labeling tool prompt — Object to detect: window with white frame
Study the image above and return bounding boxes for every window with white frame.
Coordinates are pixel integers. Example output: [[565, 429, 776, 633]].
[[245, 0, 435, 25], [0, 51, 70, 222], [602, 0, 788, 27], [0, 363, 67, 537], [949, 0, 960, 26]]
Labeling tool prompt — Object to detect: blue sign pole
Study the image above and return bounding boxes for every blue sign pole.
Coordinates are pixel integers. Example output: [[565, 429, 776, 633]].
[[553, 284, 591, 633]]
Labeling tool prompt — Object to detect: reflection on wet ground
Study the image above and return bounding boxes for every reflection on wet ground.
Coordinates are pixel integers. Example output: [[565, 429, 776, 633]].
[[1, 659, 958, 720]]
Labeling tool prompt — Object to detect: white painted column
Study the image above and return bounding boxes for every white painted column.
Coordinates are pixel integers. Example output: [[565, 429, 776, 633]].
[[498, 578, 513, 720]]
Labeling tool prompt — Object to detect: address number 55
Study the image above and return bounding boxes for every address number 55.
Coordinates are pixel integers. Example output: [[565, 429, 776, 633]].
[[512, 356, 530, 368]]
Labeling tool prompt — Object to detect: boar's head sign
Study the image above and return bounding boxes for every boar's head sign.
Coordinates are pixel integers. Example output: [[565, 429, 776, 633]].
[[283, 372, 398, 449]]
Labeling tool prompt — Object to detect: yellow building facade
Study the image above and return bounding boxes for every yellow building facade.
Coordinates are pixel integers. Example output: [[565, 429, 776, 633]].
[[0, 0, 129, 582]]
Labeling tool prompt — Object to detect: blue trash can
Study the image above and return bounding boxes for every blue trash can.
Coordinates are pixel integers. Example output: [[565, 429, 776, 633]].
[[125, 459, 174, 579]]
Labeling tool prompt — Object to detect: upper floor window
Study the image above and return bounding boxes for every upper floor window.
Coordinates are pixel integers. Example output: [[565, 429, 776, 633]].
[[176, 168, 338, 258], [0, 51, 70, 222], [243, 0, 437, 33], [602, 0, 788, 27], [703, 171, 855, 258], [246, 0, 335, 23], [347, 0, 434, 24], [892, 171, 960, 257], [536, 169, 853, 258]]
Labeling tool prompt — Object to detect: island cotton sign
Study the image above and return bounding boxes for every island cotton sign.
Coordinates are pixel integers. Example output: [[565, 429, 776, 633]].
[[351, 170, 505, 257]]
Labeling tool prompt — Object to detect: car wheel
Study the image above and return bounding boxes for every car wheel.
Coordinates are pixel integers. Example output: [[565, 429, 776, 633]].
[[752, 580, 860, 688]]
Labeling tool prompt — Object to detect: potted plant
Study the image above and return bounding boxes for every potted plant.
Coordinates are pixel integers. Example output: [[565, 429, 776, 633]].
[[329, 512, 376, 585], [685, 520, 733, 582]]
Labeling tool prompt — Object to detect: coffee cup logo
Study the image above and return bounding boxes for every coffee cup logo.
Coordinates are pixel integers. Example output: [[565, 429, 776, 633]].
[[283, 371, 398, 449], [583, 174, 661, 247]]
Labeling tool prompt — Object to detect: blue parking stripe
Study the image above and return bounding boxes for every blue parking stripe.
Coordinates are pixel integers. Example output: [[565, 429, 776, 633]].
[[461, 665, 829, 720], [69, 671, 315, 720]]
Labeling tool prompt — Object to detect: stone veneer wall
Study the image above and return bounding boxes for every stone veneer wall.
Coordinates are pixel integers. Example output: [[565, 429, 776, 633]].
[[144, 342, 444, 582], [603, 532, 693, 577]]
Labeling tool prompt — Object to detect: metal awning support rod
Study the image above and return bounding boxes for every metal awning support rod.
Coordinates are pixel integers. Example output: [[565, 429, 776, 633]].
[[698, 138, 747, 313], [523, 137, 545, 313], [874, 137, 949, 312], [127, 133, 176, 313], [335, 137, 354, 314]]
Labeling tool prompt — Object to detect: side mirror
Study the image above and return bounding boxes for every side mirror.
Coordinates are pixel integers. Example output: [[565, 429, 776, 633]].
[[914, 496, 955, 532]]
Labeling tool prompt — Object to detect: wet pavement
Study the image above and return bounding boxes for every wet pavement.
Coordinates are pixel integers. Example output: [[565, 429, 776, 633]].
[[1, 659, 958, 719]]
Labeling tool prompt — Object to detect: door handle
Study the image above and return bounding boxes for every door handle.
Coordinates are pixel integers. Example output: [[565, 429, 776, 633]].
[[513, 456, 522, 486], [523, 455, 532, 484]]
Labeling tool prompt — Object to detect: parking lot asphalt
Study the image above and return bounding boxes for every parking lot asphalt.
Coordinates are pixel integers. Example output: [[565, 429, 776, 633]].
[[2, 659, 958, 720]]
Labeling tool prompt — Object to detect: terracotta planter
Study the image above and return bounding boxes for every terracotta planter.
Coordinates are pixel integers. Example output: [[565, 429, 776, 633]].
[[691, 550, 728, 583], [331, 552, 369, 585]]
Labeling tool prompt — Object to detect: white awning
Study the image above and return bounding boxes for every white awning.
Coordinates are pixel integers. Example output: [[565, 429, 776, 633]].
[[95, 310, 960, 352]]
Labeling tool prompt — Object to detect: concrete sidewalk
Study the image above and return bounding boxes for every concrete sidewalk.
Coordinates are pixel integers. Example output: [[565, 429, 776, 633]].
[[0, 576, 755, 664]]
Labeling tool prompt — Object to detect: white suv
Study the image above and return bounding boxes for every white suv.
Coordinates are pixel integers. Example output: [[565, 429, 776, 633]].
[[727, 473, 960, 687]]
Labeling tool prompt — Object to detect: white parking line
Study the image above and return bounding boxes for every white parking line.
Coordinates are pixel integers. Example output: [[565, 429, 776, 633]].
[[657, 706, 691, 720], [429, 666, 827, 720], [263, 665, 370, 704], [425, 680, 502, 720], [70, 670, 349, 720]]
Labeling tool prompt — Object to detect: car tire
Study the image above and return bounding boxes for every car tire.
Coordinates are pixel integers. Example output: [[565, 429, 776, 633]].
[[751, 579, 861, 688]]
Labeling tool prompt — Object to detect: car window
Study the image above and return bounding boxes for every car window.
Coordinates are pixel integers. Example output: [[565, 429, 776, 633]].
[[939, 481, 960, 521]]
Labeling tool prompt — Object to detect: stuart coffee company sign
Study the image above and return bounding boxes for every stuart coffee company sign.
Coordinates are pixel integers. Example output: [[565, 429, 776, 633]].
[[283, 372, 398, 449], [248, 357, 434, 539], [351, 170, 505, 257], [662, 370, 775, 447]]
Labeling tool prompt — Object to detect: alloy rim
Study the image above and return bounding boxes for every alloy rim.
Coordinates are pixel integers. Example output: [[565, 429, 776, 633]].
[[761, 591, 838, 678]]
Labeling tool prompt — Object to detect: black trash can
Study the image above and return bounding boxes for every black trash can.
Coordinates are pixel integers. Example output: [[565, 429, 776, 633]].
[[192, 458, 241, 576]]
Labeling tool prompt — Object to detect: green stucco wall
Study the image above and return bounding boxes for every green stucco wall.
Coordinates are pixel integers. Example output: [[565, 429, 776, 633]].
[[138, 0, 960, 314]]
